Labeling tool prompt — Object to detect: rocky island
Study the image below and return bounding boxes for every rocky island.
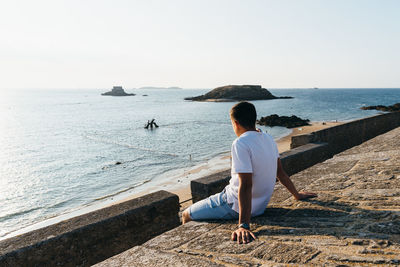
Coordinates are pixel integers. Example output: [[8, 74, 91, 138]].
[[184, 85, 292, 102], [101, 86, 135, 96], [361, 102, 400, 112], [257, 114, 310, 128]]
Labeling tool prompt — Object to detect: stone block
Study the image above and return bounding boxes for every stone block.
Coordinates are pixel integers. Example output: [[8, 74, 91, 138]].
[[143, 221, 220, 250], [327, 254, 400, 265], [190, 170, 231, 203], [250, 242, 320, 264], [280, 142, 331, 176], [0, 191, 180, 267], [94, 246, 224, 267], [215, 255, 261, 267]]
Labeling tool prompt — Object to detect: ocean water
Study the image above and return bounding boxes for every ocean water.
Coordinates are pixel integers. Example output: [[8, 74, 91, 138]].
[[0, 88, 399, 238]]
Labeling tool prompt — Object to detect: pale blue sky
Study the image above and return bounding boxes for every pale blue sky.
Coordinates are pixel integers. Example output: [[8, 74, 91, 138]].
[[0, 0, 399, 89]]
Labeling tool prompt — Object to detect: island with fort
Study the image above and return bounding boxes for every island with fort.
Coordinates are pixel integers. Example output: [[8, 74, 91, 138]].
[[101, 86, 135, 96], [184, 85, 293, 102]]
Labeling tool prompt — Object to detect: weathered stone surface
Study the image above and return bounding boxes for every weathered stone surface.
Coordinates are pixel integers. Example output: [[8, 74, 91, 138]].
[[93, 246, 224, 267], [143, 221, 220, 250], [326, 254, 400, 264], [305, 237, 349, 247], [96, 127, 400, 266], [184, 85, 292, 102], [215, 256, 261, 267], [251, 242, 320, 264]]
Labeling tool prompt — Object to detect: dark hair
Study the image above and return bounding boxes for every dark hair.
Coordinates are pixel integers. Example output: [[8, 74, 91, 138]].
[[230, 101, 256, 129]]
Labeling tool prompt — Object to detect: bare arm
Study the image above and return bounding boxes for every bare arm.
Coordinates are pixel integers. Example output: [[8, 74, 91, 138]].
[[276, 158, 317, 200], [238, 173, 252, 224], [231, 173, 256, 244]]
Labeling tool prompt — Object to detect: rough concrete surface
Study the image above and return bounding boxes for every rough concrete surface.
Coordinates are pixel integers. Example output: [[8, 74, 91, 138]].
[[95, 127, 400, 266]]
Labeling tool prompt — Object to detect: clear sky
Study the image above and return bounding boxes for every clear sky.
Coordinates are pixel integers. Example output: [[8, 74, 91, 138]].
[[0, 0, 399, 89]]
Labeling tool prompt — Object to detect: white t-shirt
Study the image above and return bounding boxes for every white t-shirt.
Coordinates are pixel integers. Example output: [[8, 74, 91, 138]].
[[225, 131, 279, 216]]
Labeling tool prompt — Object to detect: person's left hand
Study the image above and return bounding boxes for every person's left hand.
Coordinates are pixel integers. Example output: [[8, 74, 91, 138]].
[[231, 228, 256, 244], [295, 191, 317, 200]]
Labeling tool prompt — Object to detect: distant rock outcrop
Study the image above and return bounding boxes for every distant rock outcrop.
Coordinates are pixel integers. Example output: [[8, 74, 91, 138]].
[[257, 114, 310, 128], [102, 86, 135, 96], [361, 103, 400, 112], [184, 85, 292, 102]]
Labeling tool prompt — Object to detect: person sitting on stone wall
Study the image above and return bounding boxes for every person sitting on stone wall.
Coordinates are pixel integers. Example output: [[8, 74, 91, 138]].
[[182, 101, 317, 244]]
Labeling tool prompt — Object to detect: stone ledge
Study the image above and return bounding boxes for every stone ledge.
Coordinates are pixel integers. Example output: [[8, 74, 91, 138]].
[[291, 112, 400, 152], [0, 190, 180, 267], [280, 142, 331, 176], [191, 169, 231, 203]]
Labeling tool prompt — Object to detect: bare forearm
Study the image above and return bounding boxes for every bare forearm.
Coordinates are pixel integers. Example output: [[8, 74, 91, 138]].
[[237, 173, 253, 224], [238, 183, 252, 224], [277, 171, 300, 199]]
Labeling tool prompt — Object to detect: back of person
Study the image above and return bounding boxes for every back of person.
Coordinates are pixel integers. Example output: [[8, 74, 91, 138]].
[[182, 101, 317, 245], [225, 130, 279, 216]]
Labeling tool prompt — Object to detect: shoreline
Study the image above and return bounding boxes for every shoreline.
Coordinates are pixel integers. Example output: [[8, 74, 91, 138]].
[[0, 121, 342, 240]]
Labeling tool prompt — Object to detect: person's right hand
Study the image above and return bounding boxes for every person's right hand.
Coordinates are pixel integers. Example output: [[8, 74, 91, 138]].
[[231, 228, 256, 244]]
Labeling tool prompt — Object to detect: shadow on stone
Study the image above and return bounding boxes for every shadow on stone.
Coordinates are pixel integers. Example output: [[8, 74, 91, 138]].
[[250, 201, 399, 245]]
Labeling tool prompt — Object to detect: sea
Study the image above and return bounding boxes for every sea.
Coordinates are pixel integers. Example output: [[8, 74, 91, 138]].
[[1, 88, 399, 239]]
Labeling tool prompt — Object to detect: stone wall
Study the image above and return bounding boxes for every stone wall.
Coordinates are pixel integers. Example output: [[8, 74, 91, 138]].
[[191, 170, 231, 203], [279, 142, 331, 176], [191, 112, 400, 203], [0, 190, 180, 267], [291, 112, 400, 153]]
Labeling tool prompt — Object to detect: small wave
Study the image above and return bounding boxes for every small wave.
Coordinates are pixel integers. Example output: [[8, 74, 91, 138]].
[[46, 200, 70, 210], [0, 207, 41, 223], [59, 102, 84, 106], [93, 179, 151, 201]]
